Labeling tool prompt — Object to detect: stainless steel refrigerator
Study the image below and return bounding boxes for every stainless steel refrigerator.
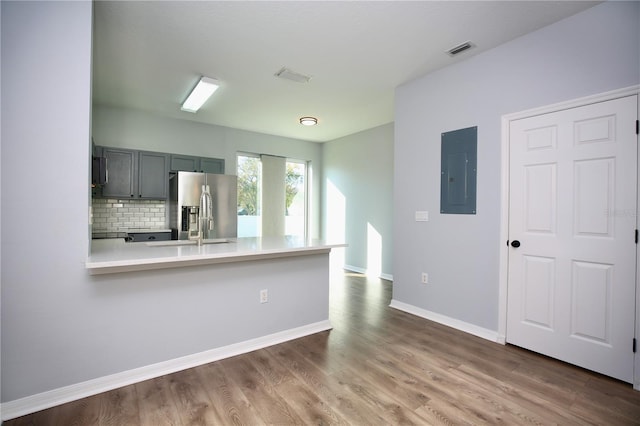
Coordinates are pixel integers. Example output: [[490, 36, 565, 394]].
[[169, 171, 238, 240]]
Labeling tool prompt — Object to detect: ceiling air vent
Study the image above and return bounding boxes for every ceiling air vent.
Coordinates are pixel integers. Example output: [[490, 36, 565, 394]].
[[446, 41, 474, 57], [274, 67, 312, 83]]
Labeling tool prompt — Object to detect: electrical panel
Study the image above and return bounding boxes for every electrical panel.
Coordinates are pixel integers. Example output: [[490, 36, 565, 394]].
[[440, 126, 477, 214]]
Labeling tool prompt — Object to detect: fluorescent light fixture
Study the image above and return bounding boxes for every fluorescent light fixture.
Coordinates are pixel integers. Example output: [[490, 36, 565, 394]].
[[181, 77, 220, 113], [299, 116, 317, 126]]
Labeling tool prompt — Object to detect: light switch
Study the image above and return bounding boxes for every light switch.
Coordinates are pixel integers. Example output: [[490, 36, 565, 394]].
[[415, 211, 429, 222]]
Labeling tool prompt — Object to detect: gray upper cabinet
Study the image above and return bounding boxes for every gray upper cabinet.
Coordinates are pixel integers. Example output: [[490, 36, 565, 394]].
[[170, 154, 225, 174], [138, 151, 169, 199], [200, 157, 225, 174], [170, 154, 199, 172], [96, 148, 222, 200], [101, 148, 136, 199], [99, 147, 168, 200]]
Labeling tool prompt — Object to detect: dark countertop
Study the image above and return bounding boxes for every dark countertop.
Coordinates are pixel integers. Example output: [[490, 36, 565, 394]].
[[92, 229, 171, 240]]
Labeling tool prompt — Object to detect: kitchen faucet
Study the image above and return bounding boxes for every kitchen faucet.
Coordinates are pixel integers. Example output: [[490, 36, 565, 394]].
[[194, 184, 214, 245]]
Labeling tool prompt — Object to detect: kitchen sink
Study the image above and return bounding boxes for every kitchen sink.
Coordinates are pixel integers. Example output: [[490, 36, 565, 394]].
[[145, 238, 235, 247], [202, 238, 235, 244]]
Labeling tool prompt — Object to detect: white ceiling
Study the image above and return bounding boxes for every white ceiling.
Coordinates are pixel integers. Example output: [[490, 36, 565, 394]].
[[92, 1, 599, 143]]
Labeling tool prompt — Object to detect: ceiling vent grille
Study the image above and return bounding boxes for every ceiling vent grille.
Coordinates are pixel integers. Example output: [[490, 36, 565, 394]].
[[274, 67, 312, 83], [446, 41, 474, 56]]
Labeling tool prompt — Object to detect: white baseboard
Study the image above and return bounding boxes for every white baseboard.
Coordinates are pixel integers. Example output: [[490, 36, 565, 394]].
[[389, 299, 503, 343], [380, 272, 394, 282], [344, 264, 393, 282], [344, 264, 367, 275], [1, 320, 332, 422]]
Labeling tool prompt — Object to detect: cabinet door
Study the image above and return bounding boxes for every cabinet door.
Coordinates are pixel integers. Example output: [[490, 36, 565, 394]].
[[102, 148, 136, 198], [139, 151, 168, 199], [170, 154, 200, 172], [200, 157, 225, 174]]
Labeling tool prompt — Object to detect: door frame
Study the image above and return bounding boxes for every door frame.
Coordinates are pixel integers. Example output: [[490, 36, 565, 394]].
[[497, 85, 640, 390]]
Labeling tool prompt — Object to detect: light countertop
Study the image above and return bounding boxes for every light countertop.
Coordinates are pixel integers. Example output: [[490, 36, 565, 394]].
[[87, 236, 345, 275]]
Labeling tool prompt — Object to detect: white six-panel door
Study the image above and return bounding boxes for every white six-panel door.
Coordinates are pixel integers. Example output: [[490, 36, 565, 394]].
[[507, 95, 638, 382]]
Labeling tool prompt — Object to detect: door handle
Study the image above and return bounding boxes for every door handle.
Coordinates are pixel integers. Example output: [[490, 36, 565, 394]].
[[511, 240, 521, 248]]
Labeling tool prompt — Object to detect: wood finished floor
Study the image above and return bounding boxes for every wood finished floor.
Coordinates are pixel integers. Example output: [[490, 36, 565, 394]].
[[6, 271, 640, 425]]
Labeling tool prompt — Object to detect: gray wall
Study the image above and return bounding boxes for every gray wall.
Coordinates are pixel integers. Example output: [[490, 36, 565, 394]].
[[1, 0, 93, 401], [393, 1, 640, 331], [323, 123, 394, 279], [0, 0, 3, 407], [93, 106, 324, 239]]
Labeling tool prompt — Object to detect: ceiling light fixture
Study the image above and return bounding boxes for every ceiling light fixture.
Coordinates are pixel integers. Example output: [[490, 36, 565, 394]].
[[181, 76, 220, 113], [300, 117, 317, 126]]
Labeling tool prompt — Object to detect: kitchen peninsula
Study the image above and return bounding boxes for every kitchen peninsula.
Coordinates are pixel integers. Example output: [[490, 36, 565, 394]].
[[87, 236, 344, 275], [80, 235, 344, 406]]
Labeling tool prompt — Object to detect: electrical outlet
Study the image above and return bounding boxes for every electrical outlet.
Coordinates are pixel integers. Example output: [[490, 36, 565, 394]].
[[260, 289, 268, 304], [421, 273, 429, 284]]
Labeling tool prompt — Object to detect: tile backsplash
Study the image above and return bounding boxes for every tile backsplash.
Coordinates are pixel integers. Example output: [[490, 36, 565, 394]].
[[92, 198, 167, 233]]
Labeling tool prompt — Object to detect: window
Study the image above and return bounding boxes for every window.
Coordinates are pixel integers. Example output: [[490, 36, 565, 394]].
[[285, 160, 306, 238], [237, 153, 307, 238], [237, 154, 261, 237]]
